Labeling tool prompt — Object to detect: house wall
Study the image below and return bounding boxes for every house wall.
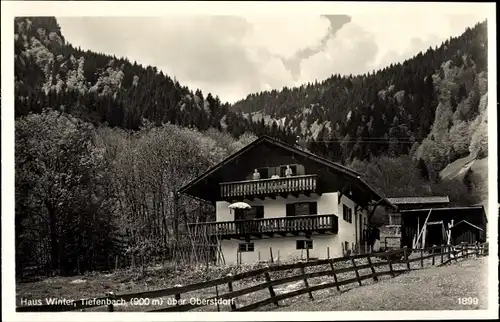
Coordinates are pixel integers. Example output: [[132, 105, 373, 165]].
[[220, 235, 343, 265], [216, 192, 367, 265]]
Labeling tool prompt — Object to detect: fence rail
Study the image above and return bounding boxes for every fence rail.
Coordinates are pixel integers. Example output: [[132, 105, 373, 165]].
[[16, 242, 488, 313]]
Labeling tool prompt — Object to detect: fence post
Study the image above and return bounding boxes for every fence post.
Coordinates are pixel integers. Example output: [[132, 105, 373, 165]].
[[277, 250, 280, 264], [461, 242, 466, 259], [300, 262, 314, 300], [226, 274, 238, 311], [403, 246, 410, 271], [366, 255, 378, 282], [106, 291, 115, 312], [440, 245, 444, 265], [386, 254, 396, 277], [432, 245, 436, 266], [447, 244, 451, 261], [329, 260, 341, 292], [269, 247, 274, 264], [420, 248, 424, 268], [174, 284, 182, 307], [350, 257, 362, 286], [215, 285, 220, 312], [327, 247, 330, 259], [306, 247, 310, 261], [264, 268, 279, 307]]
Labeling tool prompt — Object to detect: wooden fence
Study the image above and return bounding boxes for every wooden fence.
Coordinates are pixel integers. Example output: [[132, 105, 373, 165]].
[[16, 242, 488, 313]]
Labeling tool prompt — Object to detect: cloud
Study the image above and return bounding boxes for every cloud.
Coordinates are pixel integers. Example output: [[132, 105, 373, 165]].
[[56, 13, 487, 103], [280, 15, 351, 79]]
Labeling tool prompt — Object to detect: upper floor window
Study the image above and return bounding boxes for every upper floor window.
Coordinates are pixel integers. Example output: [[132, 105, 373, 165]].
[[286, 202, 317, 216], [343, 204, 353, 223], [235, 205, 264, 221]]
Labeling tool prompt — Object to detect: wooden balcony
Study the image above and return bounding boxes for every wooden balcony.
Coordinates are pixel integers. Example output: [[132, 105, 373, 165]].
[[220, 174, 318, 201], [188, 214, 338, 240]]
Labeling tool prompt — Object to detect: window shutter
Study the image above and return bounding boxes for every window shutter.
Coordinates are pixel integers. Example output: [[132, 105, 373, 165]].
[[309, 202, 317, 215], [286, 204, 295, 217], [256, 206, 264, 219]]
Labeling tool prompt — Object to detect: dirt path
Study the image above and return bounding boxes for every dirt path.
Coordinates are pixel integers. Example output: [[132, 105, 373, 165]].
[[272, 257, 489, 311]]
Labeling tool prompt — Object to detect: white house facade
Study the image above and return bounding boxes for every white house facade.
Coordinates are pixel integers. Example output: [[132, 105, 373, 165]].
[[215, 193, 369, 265], [179, 136, 395, 266]]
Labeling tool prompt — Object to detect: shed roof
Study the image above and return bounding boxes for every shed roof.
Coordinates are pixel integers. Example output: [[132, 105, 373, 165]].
[[387, 196, 450, 205]]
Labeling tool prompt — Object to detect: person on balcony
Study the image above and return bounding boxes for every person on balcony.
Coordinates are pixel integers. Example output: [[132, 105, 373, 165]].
[[285, 165, 293, 177], [252, 169, 261, 180]]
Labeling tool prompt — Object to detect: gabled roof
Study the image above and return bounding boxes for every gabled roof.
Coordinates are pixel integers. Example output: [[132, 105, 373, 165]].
[[387, 196, 450, 205], [451, 220, 484, 231], [178, 135, 396, 209]]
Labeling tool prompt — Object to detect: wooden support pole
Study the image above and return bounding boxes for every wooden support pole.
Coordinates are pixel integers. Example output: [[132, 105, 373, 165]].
[[264, 270, 279, 307], [387, 255, 396, 277], [432, 245, 436, 265], [329, 260, 341, 292], [226, 274, 237, 311], [403, 246, 410, 271], [106, 292, 115, 312], [420, 248, 424, 268], [440, 244, 444, 265], [300, 262, 314, 300], [269, 247, 274, 263], [351, 257, 362, 286], [327, 247, 330, 259], [367, 255, 378, 282], [215, 285, 220, 312]]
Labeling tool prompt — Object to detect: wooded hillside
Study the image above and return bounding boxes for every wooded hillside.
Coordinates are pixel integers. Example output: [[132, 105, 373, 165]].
[[14, 17, 488, 278]]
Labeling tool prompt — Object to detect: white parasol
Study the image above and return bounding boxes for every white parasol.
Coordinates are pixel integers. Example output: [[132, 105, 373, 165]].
[[228, 202, 252, 209]]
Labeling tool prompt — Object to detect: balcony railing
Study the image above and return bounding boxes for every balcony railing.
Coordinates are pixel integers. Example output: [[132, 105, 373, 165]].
[[220, 174, 318, 199], [188, 214, 338, 239]]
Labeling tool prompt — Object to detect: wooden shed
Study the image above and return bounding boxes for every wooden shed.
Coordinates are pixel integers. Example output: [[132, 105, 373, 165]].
[[400, 205, 487, 248]]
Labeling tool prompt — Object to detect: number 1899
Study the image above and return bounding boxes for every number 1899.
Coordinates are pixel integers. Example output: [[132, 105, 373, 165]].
[[458, 297, 479, 305]]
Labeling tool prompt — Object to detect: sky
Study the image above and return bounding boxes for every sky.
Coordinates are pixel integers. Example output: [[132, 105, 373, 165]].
[[56, 11, 487, 103]]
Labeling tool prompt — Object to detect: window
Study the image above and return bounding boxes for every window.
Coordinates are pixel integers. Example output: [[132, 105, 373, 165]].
[[235, 206, 264, 221], [286, 202, 317, 217], [343, 205, 353, 223], [238, 242, 254, 252], [296, 240, 313, 250]]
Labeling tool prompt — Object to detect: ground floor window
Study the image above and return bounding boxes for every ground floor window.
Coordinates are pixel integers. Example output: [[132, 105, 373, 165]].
[[296, 240, 313, 249], [238, 242, 254, 252]]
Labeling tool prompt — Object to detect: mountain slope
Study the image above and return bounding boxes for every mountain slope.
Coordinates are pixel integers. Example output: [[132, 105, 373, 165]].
[[14, 17, 296, 142], [231, 21, 488, 174]]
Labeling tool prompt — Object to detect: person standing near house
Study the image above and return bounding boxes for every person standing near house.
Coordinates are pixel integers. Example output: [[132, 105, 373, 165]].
[[285, 165, 293, 177], [252, 169, 261, 180]]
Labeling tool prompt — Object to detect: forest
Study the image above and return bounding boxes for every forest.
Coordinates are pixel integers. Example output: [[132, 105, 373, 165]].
[[14, 17, 488, 277]]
